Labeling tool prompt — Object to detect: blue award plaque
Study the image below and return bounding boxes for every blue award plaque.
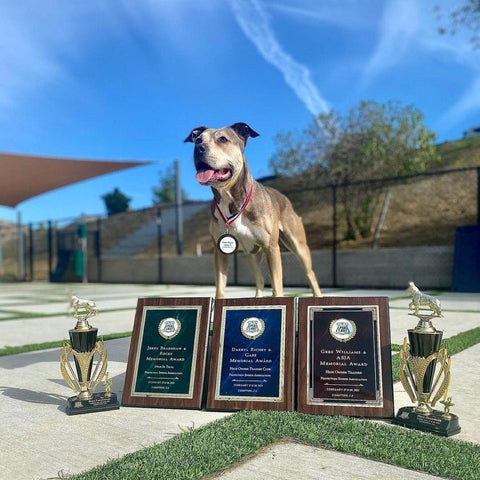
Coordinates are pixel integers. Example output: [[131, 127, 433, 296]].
[[207, 298, 295, 411], [122, 297, 211, 409], [297, 297, 394, 418]]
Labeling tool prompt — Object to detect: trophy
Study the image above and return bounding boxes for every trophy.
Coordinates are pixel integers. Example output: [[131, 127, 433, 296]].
[[394, 282, 460, 436], [60, 295, 120, 415]]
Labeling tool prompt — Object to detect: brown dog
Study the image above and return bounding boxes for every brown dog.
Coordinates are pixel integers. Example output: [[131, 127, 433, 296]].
[[185, 122, 321, 298]]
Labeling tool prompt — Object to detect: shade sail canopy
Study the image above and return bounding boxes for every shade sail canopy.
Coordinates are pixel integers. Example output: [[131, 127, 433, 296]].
[[0, 152, 150, 207]]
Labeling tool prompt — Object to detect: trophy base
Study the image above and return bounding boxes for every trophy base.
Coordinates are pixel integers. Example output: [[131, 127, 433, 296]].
[[66, 392, 120, 416], [394, 406, 461, 437]]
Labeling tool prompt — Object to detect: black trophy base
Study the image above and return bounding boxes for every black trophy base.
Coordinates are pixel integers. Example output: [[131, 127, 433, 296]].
[[394, 406, 461, 437], [66, 392, 120, 416]]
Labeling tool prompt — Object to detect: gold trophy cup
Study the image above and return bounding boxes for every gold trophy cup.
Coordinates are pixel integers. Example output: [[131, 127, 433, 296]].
[[60, 295, 120, 415], [394, 282, 460, 436]]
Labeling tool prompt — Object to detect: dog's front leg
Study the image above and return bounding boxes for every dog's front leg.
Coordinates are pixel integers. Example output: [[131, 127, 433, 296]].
[[247, 251, 265, 298], [214, 248, 229, 298], [265, 245, 283, 297]]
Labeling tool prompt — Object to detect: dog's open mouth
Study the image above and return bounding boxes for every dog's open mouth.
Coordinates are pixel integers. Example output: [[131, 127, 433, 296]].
[[195, 163, 232, 184]]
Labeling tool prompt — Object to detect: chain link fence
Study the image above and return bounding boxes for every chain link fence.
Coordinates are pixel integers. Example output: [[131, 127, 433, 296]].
[[0, 166, 478, 283]]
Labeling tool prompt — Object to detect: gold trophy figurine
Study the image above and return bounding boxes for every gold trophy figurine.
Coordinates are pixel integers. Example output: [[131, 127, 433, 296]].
[[60, 295, 120, 415], [394, 282, 460, 436]]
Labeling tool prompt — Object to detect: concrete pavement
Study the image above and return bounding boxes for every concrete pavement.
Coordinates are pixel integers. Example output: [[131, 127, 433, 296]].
[[0, 282, 478, 479]]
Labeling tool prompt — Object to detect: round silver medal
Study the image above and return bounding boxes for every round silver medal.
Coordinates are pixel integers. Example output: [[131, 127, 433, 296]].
[[218, 234, 238, 255]]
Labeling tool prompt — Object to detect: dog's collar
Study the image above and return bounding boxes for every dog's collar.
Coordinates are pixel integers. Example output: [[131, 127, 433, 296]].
[[215, 183, 253, 226]]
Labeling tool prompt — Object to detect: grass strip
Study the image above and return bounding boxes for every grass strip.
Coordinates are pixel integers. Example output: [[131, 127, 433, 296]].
[[63, 410, 480, 480], [389, 307, 480, 315], [0, 331, 132, 356], [0, 306, 136, 322]]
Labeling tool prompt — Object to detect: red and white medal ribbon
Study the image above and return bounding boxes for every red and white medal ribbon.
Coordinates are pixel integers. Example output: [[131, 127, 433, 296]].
[[215, 184, 253, 254], [214, 183, 253, 227]]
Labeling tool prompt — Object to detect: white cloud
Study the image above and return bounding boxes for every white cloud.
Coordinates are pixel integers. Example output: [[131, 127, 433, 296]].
[[418, 2, 480, 127], [441, 76, 480, 126], [0, 4, 65, 109], [0, 0, 229, 117], [365, 0, 480, 75], [269, 0, 378, 30], [363, 0, 419, 83], [228, 0, 329, 116], [0, 2, 118, 115], [362, 0, 480, 128]]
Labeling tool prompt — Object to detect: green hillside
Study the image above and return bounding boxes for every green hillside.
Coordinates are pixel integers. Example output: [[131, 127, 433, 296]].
[[436, 135, 480, 168]]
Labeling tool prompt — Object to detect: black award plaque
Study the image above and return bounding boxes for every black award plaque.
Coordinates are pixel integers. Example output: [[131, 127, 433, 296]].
[[297, 297, 394, 417]]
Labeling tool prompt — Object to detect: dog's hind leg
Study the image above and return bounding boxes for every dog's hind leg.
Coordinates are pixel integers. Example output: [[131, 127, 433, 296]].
[[247, 251, 265, 297], [214, 249, 230, 298], [280, 225, 322, 297]]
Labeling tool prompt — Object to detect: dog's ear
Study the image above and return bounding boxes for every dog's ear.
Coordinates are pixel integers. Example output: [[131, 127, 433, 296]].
[[229, 122, 260, 145], [184, 126, 208, 143]]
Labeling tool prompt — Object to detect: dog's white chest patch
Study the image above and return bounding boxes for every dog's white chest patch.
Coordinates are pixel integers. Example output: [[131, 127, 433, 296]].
[[214, 208, 263, 253]]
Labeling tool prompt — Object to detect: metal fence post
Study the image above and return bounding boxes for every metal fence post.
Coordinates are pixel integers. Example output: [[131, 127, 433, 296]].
[[175, 159, 183, 255], [29, 223, 34, 281], [477, 167, 480, 224], [96, 217, 102, 283], [48, 220, 53, 281], [79, 221, 88, 283], [17, 211, 25, 281], [157, 206, 163, 283], [331, 185, 338, 288], [0, 223, 3, 277]]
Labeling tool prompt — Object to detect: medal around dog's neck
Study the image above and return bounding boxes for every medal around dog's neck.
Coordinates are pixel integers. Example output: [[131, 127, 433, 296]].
[[215, 182, 253, 227]]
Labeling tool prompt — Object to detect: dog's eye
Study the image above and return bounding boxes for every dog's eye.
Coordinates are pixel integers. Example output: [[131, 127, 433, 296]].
[[217, 136, 228, 143], [195, 137, 203, 144]]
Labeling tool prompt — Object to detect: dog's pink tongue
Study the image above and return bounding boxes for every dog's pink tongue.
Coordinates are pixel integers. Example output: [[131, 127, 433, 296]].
[[196, 169, 215, 184]]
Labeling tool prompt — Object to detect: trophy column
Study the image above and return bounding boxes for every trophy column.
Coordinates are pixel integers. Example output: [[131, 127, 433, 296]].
[[60, 295, 120, 415], [394, 282, 460, 436], [407, 321, 443, 414]]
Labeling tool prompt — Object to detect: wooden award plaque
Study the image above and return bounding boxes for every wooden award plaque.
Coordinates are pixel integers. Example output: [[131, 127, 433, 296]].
[[297, 297, 394, 418], [206, 297, 295, 412], [122, 297, 211, 409]]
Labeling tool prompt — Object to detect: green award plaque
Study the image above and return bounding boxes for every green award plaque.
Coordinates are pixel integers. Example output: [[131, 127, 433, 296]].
[[297, 297, 394, 418], [206, 297, 295, 412], [122, 297, 211, 409]]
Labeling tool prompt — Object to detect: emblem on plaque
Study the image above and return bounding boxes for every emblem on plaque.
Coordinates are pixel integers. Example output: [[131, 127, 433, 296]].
[[241, 317, 265, 339], [158, 317, 181, 339], [394, 282, 460, 436], [60, 295, 120, 415], [329, 318, 356, 342]]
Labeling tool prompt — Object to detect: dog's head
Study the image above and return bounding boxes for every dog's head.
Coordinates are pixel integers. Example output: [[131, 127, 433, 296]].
[[184, 122, 259, 188]]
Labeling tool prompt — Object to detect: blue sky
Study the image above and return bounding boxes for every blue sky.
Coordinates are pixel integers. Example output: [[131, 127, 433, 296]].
[[0, 0, 479, 224]]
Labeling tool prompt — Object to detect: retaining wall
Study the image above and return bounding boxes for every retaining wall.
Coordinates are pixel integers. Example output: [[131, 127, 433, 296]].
[[88, 246, 454, 290]]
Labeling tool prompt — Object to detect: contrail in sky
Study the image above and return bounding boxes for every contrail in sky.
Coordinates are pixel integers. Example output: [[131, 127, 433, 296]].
[[363, 0, 418, 84], [228, 0, 329, 116], [363, 0, 480, 127]]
